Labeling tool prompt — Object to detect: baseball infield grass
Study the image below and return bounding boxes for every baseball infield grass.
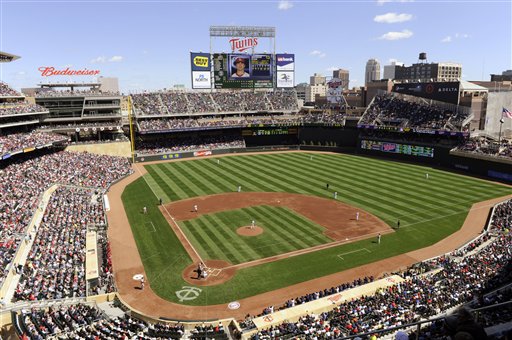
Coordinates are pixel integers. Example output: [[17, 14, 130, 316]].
[[122, 152, 512, 305], [179, 206, 332, 264]]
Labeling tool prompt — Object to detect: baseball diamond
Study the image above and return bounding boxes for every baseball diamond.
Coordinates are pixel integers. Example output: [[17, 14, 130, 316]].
[[111, 152, 512, 311]]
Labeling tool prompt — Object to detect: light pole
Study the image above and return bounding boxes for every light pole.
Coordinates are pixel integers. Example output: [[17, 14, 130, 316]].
[[497, 117, 505, 155]]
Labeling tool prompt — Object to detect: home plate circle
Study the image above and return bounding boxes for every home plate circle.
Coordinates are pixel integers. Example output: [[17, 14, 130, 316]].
[[228, 301, 240, 310]]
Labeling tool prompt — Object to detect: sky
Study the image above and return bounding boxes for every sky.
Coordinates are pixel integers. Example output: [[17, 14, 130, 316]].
[[0, 0, 511, 93]]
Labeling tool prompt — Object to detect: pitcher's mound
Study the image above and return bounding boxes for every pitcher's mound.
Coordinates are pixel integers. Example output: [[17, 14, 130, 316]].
[[237, 226, 264, 236]]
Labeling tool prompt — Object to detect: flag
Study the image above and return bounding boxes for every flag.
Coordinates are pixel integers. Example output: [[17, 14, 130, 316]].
[[503, 107, 512, 119]]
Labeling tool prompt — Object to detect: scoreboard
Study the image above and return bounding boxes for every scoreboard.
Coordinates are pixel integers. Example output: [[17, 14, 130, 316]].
[[213, 53, 273, 89], [361, 140, 434, 158]]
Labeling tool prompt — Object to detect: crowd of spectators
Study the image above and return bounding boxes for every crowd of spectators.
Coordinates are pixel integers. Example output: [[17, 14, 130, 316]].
[[0, 131, 68, 156], [137, 112, 344, 132], [454, 136, 512, 160], [0, 103, 47, 116], [0, 150, 131, 290], [249, 198, 512, 339], [132, 90, 299, 116], [12, 186, 107, 301], [0, 82, 22, 97], [15, 303, 198, 339], [361, 93, 469, 132], [136, 134, 245, 155], [35, 90, 120, 98]]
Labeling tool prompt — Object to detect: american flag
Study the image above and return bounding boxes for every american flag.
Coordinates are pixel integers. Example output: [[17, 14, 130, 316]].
[[503, 107, 512, 119]]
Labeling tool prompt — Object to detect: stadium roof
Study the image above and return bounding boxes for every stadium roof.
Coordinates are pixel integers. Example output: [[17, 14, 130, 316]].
[[460, 80, 488, 92], [0, 51, 20, 63]]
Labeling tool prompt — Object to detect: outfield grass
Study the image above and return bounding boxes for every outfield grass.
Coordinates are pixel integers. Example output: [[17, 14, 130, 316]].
[[122, 152, 512, 305], [180, 206, 332, 264]]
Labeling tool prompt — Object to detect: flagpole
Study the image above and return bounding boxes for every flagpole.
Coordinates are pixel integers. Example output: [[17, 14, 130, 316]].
[[498, 117, 504, 155]]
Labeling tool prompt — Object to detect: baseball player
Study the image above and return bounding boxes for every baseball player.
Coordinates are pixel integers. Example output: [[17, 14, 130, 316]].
[[334, 191, 338, 199], [356, 212, 359, 221], [143, 206, 147, 214], [251, 220, 255, 229], [194, 205, 198, 212]]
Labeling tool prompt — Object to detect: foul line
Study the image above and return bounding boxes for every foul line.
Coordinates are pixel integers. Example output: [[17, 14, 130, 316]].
[[161, 204, 204, 264], [337, 248, 371, 260], [145, 221, 156, 232], [136, 163, 203, 264]]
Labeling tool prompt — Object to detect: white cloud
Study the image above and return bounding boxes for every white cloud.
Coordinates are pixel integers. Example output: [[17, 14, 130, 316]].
[[455, 33, 470, 39], [441, 36, 452, 43], [310, 50, 326, 58], [91, 56, 106, 64], [378, 29, 413, 40], [377, 0, 414, 5], [109, 56, 124, 62], [278, 0, 293, 10], [374, 12, 413, 23]]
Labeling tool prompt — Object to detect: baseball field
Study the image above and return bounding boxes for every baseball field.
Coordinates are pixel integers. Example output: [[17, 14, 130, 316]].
[[121, 152, 512, 305]]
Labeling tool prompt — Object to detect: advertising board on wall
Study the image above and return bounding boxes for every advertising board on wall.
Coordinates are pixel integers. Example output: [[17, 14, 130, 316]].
[[392, 82, 460, 104], [361, 140, 434, 157], [190, 52, 212, 89]]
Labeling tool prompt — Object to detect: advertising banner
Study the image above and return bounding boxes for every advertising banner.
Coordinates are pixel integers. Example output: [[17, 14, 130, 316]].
[[276, 54, 295, 71], [276, 72, 294, 88], [392, 82, 460, 104], [192, 71, 211, 89], [194, 150, 213, 157], [327, 78, 343, 104], [361, 140, 434, 157], [190, 52, 210, 71]]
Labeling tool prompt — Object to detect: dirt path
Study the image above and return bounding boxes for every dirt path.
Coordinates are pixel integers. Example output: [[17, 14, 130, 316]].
[[106, 157, 512, 321]]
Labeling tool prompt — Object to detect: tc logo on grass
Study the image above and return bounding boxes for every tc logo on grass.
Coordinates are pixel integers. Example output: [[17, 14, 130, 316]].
[[175, 286, 202, 302]]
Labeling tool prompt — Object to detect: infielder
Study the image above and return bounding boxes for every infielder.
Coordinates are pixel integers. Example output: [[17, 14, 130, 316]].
[[251, 220, 255, 229]]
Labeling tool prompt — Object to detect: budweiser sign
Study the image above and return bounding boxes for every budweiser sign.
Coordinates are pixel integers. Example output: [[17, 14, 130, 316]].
[[229, 37, 258, 52], [38, 67, 100, 77]]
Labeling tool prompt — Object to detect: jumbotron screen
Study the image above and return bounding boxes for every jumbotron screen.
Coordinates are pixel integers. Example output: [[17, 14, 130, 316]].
[[213, 53, 273, 89]]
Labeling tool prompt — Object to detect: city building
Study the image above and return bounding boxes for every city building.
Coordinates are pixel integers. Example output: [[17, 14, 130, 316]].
[[490, 70, 512, 82], [310, 73, 326, 86], [98, 77, 120, 93], [365, 59, 381, 84], [332, 69, 349, 90], [394, 62, 462, 82], [383, 61, 403, 80]]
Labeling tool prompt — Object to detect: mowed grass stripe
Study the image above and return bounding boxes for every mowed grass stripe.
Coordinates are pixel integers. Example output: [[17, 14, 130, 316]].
[[190, 218, 241, 263], [249, 206, 310, 250], [145, 165, 185, 200], [264, 153, 440, 214], [185, 160, 235, 193], [276, 153, 465, 212], [288, 153, 488, 213], [202, 214, 251, 262], [179, 219, 216, 260], [165, 162, 211, 197], [142, 172, 171, 203], [220, 156, 305, 193], [208, 214, 260, 260], [335, 153, 504, 198], [150, 164, 193, 200], [197, 159, 265, 192], [158, 163, 203, 198], [258, 155, 422, 221], [268, 206, 331, 245], [175, 161, 226, 194], [204, 157, 281, 193], [233, 156, 327, 196]]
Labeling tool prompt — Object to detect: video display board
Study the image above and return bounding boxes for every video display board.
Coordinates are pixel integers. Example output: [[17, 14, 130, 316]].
[[361, 140, 434, 157], [213, 53, 273, 89], [392, 82, 460, 104]]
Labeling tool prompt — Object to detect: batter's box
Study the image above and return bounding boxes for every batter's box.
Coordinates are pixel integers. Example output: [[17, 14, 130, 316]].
[[206, 268, 222, 277], [337, 248, 371, 260]]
